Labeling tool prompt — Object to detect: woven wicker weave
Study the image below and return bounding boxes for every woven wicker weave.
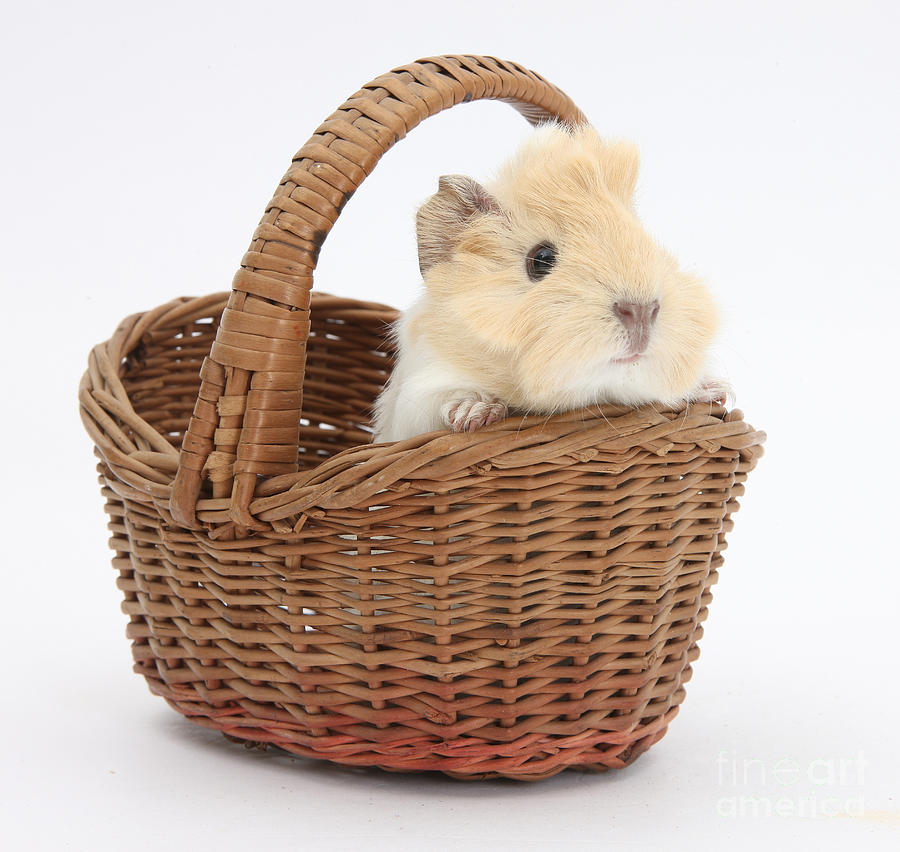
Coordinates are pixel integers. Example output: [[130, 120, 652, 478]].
[[79, 55, 765, 780]]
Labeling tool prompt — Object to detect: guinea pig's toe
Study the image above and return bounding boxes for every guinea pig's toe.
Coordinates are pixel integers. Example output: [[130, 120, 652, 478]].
[[482, 402, 508, 427], [442, 397, 471, 430], [464, 400, 507, 432], [691, 379, 732, 406], [445, 398, 475, 431]]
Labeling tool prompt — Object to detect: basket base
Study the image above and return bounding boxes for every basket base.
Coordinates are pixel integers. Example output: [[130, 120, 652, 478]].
[[176, 698, 676, 781]]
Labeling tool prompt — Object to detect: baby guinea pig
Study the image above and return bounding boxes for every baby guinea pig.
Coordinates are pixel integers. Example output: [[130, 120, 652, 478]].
[[372, 122, 724, 443]]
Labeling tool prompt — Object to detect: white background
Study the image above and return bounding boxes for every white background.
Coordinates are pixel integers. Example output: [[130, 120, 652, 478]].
[[2, 1, 898, 849]]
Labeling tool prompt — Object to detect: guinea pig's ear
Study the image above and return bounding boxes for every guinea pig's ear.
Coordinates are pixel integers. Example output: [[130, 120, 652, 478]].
[[416, 175, 502, 275], [601, 142, 640, 204]]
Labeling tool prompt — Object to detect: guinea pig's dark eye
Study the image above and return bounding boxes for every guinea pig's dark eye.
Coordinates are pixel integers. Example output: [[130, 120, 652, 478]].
[[526, 242, 557, 281]]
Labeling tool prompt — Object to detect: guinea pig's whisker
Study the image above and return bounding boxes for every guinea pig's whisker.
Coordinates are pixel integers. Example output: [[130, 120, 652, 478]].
[[512, 406, 531, 440], [595, 405, 623, 437], [679, 399, 691, 430]]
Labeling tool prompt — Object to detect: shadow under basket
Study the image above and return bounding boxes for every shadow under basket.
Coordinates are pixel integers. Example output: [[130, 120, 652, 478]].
[[79, 55, 766, 781]]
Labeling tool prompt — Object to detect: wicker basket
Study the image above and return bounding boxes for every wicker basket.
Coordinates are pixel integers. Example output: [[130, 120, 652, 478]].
[[79, 55, 765, 780]]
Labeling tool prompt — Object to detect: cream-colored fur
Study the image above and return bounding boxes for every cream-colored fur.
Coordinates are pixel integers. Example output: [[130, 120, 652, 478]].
[[373, 123, 720, 443]]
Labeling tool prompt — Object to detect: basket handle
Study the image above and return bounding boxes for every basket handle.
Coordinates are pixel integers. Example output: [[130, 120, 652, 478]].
[[170, 55, 588, 529]]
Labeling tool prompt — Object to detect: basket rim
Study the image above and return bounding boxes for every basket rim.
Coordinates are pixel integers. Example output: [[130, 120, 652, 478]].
[[79, 291, 766, 537]]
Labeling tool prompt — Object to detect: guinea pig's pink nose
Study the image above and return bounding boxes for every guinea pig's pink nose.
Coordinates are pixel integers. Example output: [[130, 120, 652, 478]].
[[613, 300, 660, 353], [613, 300, 660, 326]]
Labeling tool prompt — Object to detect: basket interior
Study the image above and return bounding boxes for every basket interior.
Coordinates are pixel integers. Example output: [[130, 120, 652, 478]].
[[120, 294, 396, 470]]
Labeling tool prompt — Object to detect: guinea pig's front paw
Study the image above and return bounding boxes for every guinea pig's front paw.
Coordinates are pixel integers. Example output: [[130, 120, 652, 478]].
[[441, 393, 508, 433], [689, 378, 733, 406]]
